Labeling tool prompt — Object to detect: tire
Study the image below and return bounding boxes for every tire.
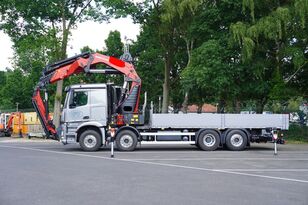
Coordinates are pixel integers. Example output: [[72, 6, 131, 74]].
[[193, 143, 201, 149], [225, 130, 247, 151], [191, 144, 200, 148], [5, 131, 11, 137], [0, 132, 5, 137], [79, 129, 102, 152], [197, 130, 220, 151], [116, 130, 138, 151]]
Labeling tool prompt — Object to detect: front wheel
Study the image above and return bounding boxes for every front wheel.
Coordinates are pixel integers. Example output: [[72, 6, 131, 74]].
[[197, 130, 220, 151], [116, 130, 138, 151], [79, 129, 102, 152]]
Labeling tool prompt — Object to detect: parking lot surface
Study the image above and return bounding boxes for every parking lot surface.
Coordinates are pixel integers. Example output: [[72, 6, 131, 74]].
[[0, 138, 307, 205]]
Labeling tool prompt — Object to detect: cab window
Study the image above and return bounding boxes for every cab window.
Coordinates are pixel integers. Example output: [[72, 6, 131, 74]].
[[70, 91, 88, 108]]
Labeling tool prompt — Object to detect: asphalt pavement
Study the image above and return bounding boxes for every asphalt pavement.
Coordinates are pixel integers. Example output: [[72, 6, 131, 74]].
[[0, 138, 307, 205]]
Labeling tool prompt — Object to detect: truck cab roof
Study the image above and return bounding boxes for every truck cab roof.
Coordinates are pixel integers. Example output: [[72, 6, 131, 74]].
[[65, 83, 107, 91]]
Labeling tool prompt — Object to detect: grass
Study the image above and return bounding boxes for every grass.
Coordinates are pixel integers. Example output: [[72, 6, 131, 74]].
[[283, 123, 308, 144]]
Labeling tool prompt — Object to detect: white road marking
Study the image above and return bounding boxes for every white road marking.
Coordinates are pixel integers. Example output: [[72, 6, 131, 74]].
[[107, 151, 308, 154], [0, 140, 57, 143], [113, 158, 308, 161], [214, 169, 308, 172], [1, 144, 308, 184]]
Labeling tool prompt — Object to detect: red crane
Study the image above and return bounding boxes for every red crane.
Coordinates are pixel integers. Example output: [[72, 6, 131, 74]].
[[32, 52, 141, 139]]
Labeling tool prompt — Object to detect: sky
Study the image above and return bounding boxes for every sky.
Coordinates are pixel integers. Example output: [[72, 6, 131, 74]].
[[0, 17, 140, 71]]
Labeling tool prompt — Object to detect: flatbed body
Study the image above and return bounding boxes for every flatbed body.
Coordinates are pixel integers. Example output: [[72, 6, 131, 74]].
[[150, 113, 289, 130]]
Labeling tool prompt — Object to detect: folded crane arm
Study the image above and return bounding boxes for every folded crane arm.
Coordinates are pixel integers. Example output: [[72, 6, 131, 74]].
[[32, 52, 141, 139]]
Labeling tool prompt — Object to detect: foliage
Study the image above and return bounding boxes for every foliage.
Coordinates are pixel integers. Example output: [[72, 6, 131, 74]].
[[283, 123, 308, 143], [0, 0, 307, 117], [182, 40, 232, 104], [0, 71, 6, 87], [231, 0, 308, 103], [180, 0, 248, 112], [131, 24, 165, 105], [0, 69, 31, 110]]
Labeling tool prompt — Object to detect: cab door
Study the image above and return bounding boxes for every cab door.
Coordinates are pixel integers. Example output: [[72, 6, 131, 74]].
[[65, 89, 90, 124]]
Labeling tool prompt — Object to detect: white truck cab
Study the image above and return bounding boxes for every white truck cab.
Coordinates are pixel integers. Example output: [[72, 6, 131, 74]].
[[60, 84, 108, 149]]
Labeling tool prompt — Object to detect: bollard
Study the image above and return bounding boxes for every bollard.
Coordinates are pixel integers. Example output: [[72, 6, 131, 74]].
[[110, 137, 114, 158], [272, 130, 278, 155], [110, 128, 116, 158]]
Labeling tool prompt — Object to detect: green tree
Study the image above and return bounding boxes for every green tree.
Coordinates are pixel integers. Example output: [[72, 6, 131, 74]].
[[0, 71, 6, 87], [231, 0, 308, 111], [182, 40, 239, 112], [0, 69, 30, 110], [131, 24, 164, 107], [104, 30, 124, 57], [131, 0, 188, 113], [180, 0, 248, 112], [161, 0, 202, 112]]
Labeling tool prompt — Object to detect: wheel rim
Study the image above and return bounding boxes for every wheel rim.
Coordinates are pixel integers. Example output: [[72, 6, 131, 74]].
[[203, 134, 216, 147], [120, 135, 134, 148], [230, 134, 243, 147], [84, 135, 97, 148]]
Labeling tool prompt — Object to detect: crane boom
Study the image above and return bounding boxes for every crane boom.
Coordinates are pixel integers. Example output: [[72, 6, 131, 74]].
[[32, 52, 141, 139]]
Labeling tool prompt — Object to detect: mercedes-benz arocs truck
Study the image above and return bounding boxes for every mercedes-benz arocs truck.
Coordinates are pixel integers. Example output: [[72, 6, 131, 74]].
[[32, 52, 289, 152]]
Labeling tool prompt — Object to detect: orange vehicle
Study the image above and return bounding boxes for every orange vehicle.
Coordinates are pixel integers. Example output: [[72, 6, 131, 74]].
[[0, 112, 21, 137]]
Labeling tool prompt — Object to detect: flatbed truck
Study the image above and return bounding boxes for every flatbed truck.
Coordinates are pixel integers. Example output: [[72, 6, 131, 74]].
[[32, 52, 289, 151]]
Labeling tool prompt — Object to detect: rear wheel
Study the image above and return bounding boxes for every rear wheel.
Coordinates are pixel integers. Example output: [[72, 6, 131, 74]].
[[116, 130, 138, 151], [197, 130, 220, 151], [79, 129, 102, 152], [225, 130, 247, 151]]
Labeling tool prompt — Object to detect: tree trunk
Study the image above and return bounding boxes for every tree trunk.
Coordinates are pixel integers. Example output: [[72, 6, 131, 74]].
[[197, 103, 203, 113], [185, 39, 193, 67], [256, 98, 267, 114], [53, 30, 69, 128], [182, 92, 188, 113], [53, 80, 64, 128], [181, 39, 193, 113], [53, 5, 69, 128], [162, 53, 171, 113], [235, 100, 241, 113], [217, 98, 226, 113]]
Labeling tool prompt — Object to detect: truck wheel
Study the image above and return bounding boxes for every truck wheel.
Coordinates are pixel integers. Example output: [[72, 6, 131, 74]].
[[192, 143, 201, 149], [197, 130, 220, 151], [225, 130, 247, 151], [5, 131, 11, 137], [79, 129, 102, 152], [116, 130, 138, 151]]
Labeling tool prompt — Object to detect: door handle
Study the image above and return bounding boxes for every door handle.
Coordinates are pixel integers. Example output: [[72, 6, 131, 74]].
[[83, 116, 89, 119]]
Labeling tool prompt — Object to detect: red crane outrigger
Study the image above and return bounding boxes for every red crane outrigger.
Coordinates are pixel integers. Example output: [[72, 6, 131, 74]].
[[32, 52, 141, 140]]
